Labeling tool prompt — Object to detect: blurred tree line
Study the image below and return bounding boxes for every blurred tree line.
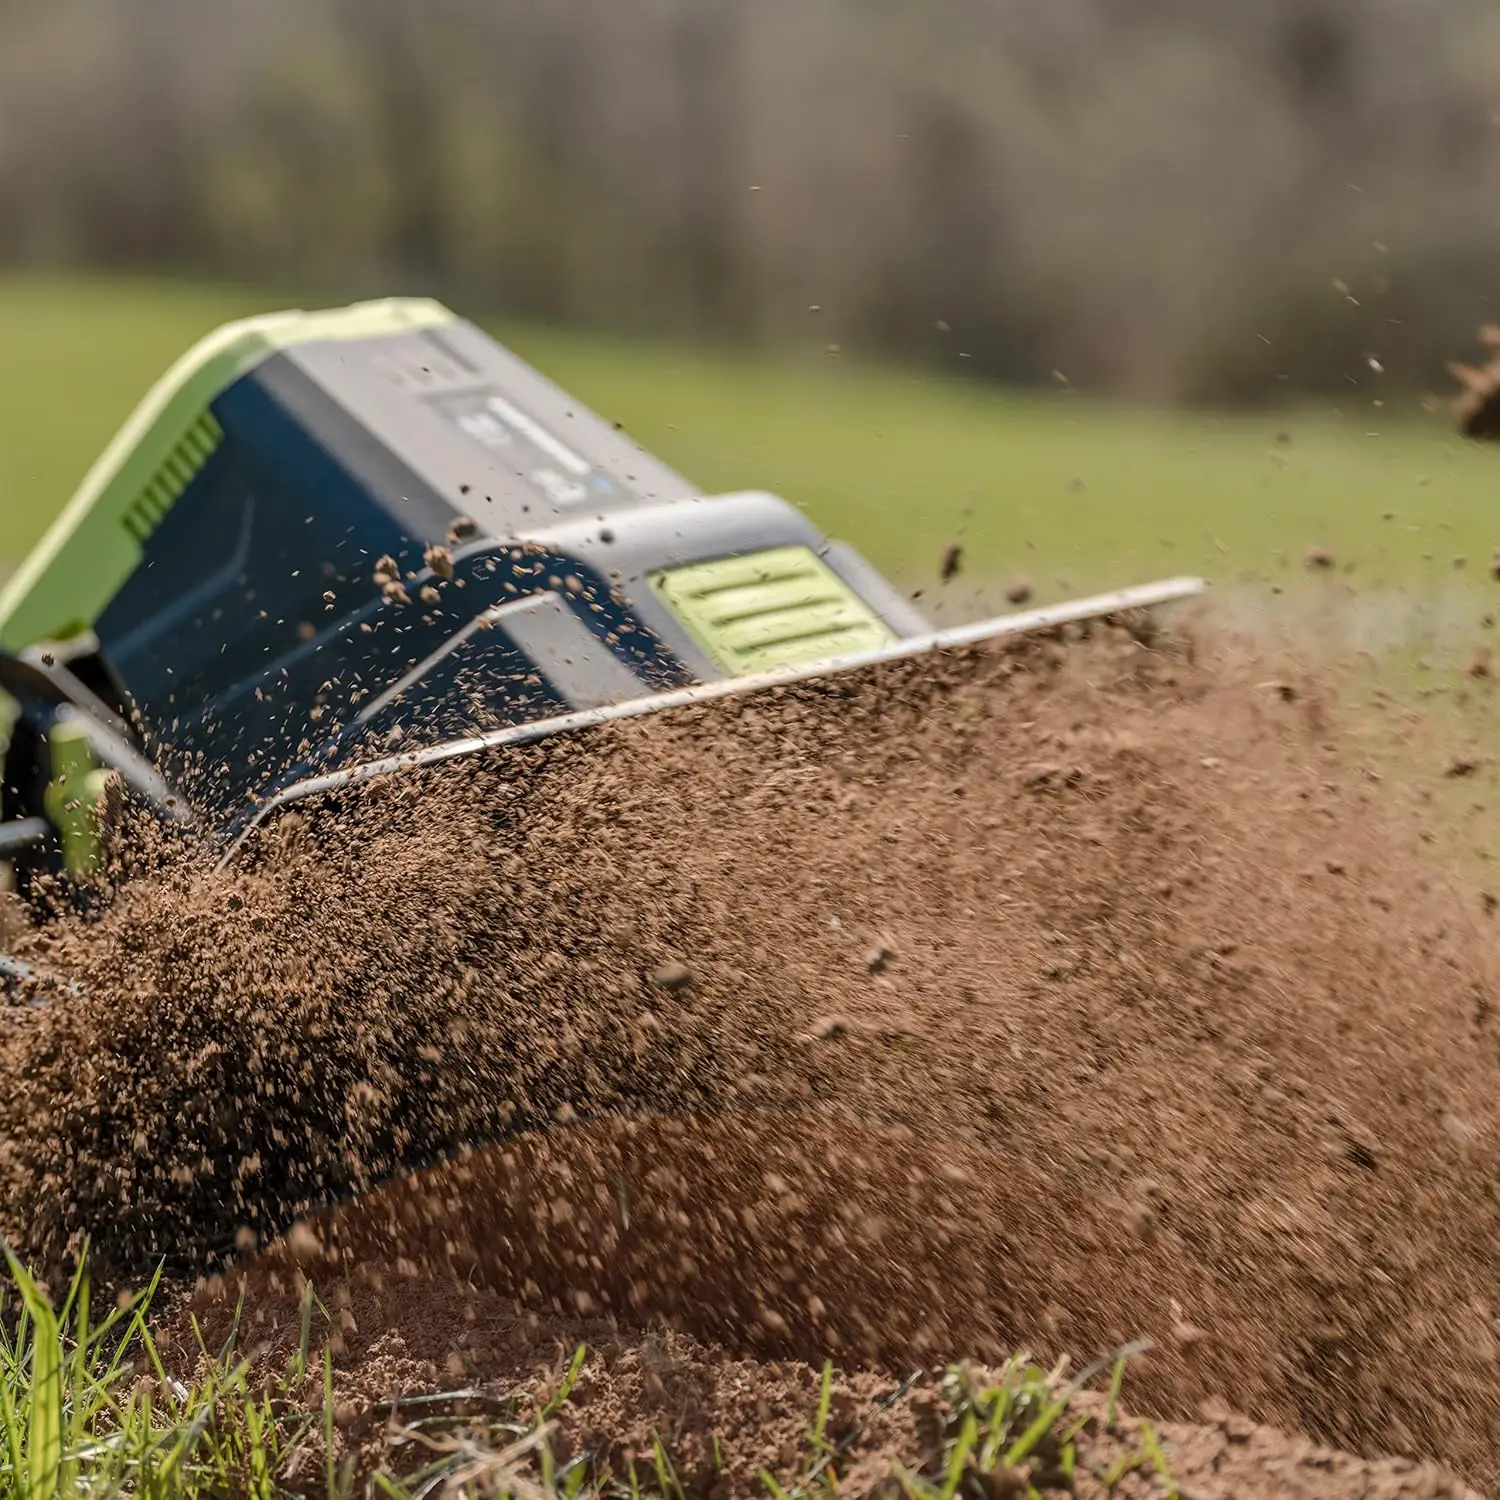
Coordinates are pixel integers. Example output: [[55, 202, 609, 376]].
[[0, 0, 1497, 404]]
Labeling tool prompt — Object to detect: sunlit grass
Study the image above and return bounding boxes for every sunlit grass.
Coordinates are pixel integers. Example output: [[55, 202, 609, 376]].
[[0, 1247, 302, 1499], [1, 273, 1495, 616], [0, 1242, 1170, 1500]]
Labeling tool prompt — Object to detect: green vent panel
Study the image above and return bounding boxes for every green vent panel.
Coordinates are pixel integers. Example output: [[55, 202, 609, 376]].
[[122, 411, 223, 544], [0, 296, 454, 651], [652, 546, 896, 675]]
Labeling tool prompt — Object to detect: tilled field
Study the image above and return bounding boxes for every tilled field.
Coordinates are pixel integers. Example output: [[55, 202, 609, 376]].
[[2, 618, 1498, 1496]]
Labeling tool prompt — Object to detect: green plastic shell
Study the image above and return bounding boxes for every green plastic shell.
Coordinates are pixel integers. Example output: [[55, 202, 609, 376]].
[[0, 298, 456, 652], [651, 546, 895, 676]]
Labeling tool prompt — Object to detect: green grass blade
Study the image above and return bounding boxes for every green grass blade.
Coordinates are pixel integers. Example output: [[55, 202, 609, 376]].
[[759, 1468, 792, 1500], [940, 1410, 978, 1500], [651, 1434, 686, 1500], [1104, 1356, 1128, 1434], [816, 1361, 833, 1438], [561, 1454, 591, 1499], [243, 1393, 275, 1500], [106, 1266, 166, 1396], [539, 1345, 588, 1422], [1000, 1393, 1068, 1469], [1101, 1449, 1146, 1488], [892, 1461, 939, 1500], [323, 1343, 340, 1500], [5, 1250, 64, 1500], [53, 1244, 87, 1331], [0, 1355, 25, 1493], [290, 1278, 317, 1389], [1139, 1420, 1178, 1499]]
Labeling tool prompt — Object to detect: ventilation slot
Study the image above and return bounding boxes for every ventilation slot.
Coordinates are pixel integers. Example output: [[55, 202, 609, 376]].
[[122, 411, 223, 544], [652, 546, 895, 676]]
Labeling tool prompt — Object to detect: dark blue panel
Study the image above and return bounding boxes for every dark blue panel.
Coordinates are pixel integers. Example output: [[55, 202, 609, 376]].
[[93, 360, 692, 813]]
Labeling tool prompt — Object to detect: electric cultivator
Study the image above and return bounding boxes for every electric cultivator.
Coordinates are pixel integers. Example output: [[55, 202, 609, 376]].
[[0, 299, 1204, 990]]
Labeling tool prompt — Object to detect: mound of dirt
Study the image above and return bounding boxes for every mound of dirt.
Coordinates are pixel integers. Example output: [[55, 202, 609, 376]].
[[3, 619, 1500, 1485], [177, 1240, 1481, 1499]]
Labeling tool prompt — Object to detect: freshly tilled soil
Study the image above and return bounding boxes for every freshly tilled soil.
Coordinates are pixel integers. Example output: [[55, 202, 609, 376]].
[[3, 618, 1499, 1492], [179, 1240, 1484, 1499]]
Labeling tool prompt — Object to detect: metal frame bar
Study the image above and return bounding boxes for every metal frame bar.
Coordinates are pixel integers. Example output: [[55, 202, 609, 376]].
[[219, 575, 1206, 865], [0, 818, 50, 858], [0, 952, 81, 1002]]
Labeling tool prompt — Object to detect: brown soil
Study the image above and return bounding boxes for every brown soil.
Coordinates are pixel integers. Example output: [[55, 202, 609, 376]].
[[3, 618, 1500, 1493], [177, 1238, 1482, 1498]]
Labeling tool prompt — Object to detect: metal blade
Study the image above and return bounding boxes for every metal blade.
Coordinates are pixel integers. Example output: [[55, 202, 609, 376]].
[[221, 574, 1206, 864]]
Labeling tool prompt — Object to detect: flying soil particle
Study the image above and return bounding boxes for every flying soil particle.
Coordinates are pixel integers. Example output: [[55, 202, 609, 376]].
[[648, 961, 692, 992]]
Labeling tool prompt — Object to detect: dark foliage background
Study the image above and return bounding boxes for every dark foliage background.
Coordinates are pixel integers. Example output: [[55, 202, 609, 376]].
[[1, 0, 1497, 401]]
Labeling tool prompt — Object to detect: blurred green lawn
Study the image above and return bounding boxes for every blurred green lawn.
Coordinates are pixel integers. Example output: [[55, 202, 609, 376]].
[[3, 274, 1498, 615], [1, 274, 1498, 865]]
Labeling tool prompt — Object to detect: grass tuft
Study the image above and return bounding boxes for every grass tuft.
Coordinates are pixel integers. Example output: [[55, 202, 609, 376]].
[[0, 1246, 1168, 1500], [0, 1241, 311, 1498]]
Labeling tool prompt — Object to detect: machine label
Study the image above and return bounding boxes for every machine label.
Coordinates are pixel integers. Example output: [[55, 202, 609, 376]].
[[429, 389, 624, 509]]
